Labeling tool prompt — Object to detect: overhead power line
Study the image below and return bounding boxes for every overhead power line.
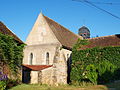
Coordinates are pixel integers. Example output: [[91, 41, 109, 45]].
[[88, 2, 120, 5], [73, 0, 120, 5], [72, 0, 120, 20]]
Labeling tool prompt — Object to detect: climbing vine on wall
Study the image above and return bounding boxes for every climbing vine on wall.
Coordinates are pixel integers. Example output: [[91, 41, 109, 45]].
[[0, 33, 25, 74], [71, 39, 120, 84]]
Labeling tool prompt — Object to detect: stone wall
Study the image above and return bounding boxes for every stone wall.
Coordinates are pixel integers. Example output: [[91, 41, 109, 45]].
[[30, 71, 38, 84], [56, 48, 71, 85], [41, 67, 53, 85], [52, 47, 71, 85]]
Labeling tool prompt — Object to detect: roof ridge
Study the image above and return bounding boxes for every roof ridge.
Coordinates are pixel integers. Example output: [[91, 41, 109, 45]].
[[89, 34, 116, 40]]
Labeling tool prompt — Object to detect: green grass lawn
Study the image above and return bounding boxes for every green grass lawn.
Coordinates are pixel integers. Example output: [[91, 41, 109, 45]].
[[9, 84, 108, 90], [9, 81, 120, 90]]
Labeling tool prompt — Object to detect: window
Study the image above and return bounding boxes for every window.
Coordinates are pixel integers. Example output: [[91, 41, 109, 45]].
[[46, 52, 49, 65], [30, 53, 33, 65]]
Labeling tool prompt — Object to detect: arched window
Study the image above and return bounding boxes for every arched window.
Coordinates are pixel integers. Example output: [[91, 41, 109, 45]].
[[46, 52, 49, 65], [30, 53, 33, 65]]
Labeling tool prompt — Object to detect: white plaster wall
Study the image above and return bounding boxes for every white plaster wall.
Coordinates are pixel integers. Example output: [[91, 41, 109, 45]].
[[23, 44, 60, 65]]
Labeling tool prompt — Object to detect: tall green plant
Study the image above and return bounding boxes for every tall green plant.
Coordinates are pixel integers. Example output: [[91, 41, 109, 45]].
[[85, 64, 98, 84]]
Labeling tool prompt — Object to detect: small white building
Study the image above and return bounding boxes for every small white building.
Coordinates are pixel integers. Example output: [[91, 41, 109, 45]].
[[22, 13, 82, 85]]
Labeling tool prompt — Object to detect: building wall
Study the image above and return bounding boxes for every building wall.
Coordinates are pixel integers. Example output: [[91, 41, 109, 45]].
[[55, 48, 71, 84], [23, 44, 62, 65], [27, 48, 71, 85], [29, 67, 54, 85], [23, 44, 61, 65], [26, 13, 60, 45], [30, 71, 38, 84], [41, 67, 53, 85]]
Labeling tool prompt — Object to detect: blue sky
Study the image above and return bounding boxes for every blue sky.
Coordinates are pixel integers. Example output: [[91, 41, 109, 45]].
[[0, 0, 120, 41]]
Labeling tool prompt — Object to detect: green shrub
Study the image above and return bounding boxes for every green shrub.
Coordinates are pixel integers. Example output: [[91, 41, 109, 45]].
[[6, 79, 21, 89], [0, 81, 7, 90]]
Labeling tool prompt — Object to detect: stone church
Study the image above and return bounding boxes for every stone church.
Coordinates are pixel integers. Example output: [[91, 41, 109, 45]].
[[22, 13, 82, 85]]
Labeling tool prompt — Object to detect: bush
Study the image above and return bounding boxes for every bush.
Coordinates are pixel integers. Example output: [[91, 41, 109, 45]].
[[0, 81, 7, 90], [0, 72, 20, 89], [6, 79, 21, 89], [98, 61, 117, 83]]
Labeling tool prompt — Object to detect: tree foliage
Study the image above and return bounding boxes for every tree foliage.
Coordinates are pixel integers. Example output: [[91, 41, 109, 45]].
[[71, 39, 120, 84]]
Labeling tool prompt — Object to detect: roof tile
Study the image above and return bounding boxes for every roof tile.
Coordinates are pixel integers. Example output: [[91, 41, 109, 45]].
[[81, 34, 120, 49], [0, 21, 23, 44]]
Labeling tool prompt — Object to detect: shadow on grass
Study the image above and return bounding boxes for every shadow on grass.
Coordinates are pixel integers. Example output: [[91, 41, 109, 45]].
[[97, 68, 120, 90], [105, 80, 120, 90]]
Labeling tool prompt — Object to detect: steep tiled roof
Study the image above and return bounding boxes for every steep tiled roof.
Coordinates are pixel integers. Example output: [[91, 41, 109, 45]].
[[81, 34, 120, 49], [0, 21, 23, 44], [44, 16, 82, 49], [23, 65, 53, 71]]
